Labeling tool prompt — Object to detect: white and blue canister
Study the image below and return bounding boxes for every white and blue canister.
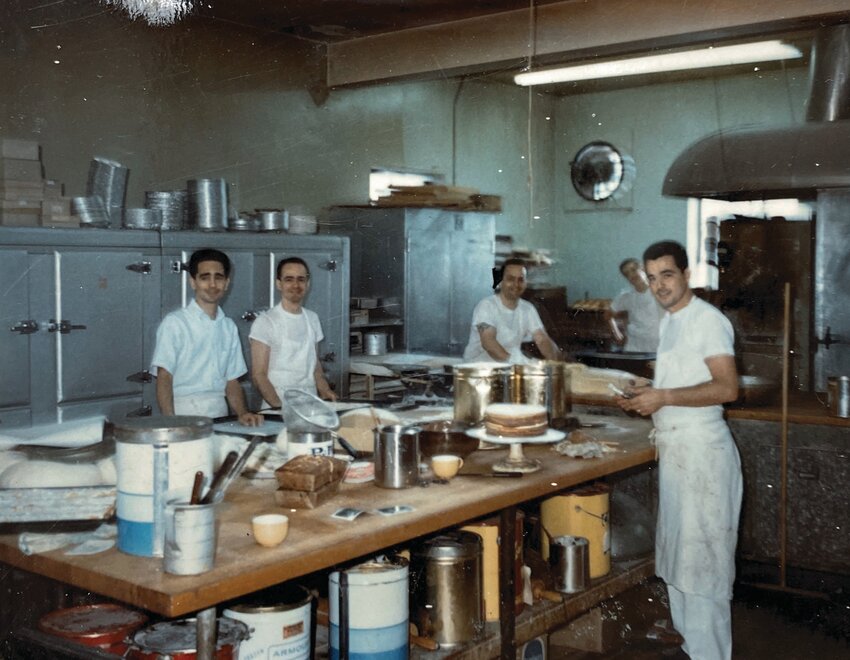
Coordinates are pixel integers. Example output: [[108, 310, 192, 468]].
[[329, 557, 409, 660], [114, 416, 214, 557]]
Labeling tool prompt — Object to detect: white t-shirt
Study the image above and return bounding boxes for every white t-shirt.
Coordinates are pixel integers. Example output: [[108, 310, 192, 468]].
[[463, 295, 544, 363], [610, 287, 663, 352], [652, 295, 735, 428], [151, 300, 247, 399], [249, 304, 324, 399]]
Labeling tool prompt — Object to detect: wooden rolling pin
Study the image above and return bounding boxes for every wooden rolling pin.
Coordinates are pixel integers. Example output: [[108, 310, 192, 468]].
[[409, 623, 439, 651], [532, 578, 563, 603]]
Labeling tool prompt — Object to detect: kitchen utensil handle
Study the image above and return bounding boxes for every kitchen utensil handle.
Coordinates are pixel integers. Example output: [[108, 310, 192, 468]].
[[334, 433, 359, 459], [212, 436, 262, 503], [200, 451, 238, 504], [190, 471, 204, 505]]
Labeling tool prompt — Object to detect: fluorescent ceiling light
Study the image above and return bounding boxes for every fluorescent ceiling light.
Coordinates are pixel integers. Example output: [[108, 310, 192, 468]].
[[514, 40, 803, 86]]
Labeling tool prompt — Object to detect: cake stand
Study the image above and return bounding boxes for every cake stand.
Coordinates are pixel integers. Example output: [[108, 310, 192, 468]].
[[466, 427, 565, 473]]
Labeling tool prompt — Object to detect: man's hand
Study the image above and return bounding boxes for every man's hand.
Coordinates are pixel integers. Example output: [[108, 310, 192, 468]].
[[617, 385, 664, 416], [237, 412, 264, 427]]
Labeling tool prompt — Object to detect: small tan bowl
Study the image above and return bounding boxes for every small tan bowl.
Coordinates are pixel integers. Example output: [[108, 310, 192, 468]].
[[431, 454, 464, 480], [252, 513, 289, 547]]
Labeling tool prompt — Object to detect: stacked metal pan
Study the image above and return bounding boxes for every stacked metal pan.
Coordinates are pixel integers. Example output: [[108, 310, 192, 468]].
[[144, 190, 187, 231], [86, 157, 128, 225], [187, 178, 227, 231], [72, 196, 111, 228], [255, 209, 289, 232], [123, 208, 162, 230]]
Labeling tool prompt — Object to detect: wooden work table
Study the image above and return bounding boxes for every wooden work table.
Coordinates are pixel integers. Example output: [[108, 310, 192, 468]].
[[0, 414, 655, 653]]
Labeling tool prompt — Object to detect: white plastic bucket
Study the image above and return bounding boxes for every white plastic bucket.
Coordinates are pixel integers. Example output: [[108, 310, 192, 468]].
[[329, 557, 408, 660], [114, 416, 213, 557]]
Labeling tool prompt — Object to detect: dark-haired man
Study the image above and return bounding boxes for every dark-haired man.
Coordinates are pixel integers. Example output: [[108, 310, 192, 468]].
[[616, 240, 741, 660], [606, 257, 663, 352], [463, 258, 561, 363], [151, 248, 262, 425], [249, 257, 336, 408]]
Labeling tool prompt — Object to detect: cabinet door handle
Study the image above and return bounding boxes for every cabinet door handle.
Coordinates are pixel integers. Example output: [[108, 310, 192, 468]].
[[126, 370, 154, 383], [319, 260, 338, 272], [320, 352, 336, 363], [47, 319, 87, 334], [10, 320, 39, 335], [126, 261, 152, 274]]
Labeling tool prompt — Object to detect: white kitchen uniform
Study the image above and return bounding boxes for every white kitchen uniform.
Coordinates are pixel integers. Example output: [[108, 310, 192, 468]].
[[249, 304, 324, 402], [610, 287, 663, 352], [652, 296, 742, 660], [151, 300, 247, 418], [463, 295, 544, 363]]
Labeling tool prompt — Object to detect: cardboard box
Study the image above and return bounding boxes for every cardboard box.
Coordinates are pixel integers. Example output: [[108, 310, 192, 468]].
[[41, 214, 79, 228], [352, 297, 378, 310], [43, 179, 64, 199], [42, 198, 71, 216], [1, 199, 41, 211], [350, 309, 369, 326], [0, 181, 44, 201], [0, 138, 39, 161], [0, 208, 41, 227], [0, 158, 43, 182]]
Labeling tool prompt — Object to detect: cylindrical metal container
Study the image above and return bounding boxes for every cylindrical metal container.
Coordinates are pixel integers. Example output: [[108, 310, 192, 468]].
[[73, 195, 110, 228], [452, 362, 513, 425], [287, 430, 334, 458], [187, 178, 228, 231], [410, 531, 484, 648], [113, 416, 214, 557], [227, 213, 258, 232], [86, 156, 128, 225], [373, 424, 420, 489], [38, 603, 147, 655], [329, 557, 409, 660], [127, 617, 248, 660], [288, 214, 317, 234], [827, 375, 850, 418], [549, 535, 590, 594], [363, 331, 388, 356], [541, 483, 611, 578], [164, 501, 216, 575], [145, 190, 187, 231], [224, 584, 313, 660], [255, 208, 289, 232], [512, 360, 571, 421], [123, 207, 162, 230], [461, 511, 524, 622]]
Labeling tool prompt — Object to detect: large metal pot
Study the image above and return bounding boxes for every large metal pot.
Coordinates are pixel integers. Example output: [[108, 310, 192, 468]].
[[373, 424, 420, 488], [512, 360, 571, 421], [452, 362, 513, 425]]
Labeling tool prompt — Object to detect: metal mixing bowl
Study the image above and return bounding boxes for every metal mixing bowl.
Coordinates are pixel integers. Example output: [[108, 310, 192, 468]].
[[419, 420, 478, 458]]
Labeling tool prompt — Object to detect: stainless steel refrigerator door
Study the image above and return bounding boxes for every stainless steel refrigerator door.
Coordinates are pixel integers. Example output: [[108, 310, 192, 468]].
[[0, 249, 35, 426]]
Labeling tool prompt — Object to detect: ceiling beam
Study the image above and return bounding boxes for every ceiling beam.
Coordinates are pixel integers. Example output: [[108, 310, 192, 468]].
[[327, 0, 850, 87]]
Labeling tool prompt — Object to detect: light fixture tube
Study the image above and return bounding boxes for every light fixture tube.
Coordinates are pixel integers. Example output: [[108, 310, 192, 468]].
[[514, 40, 802, 86]]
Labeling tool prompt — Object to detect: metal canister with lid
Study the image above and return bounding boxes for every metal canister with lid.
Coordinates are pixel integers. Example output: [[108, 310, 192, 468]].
[[452, 362, 513, 425], [127, 617, 249, 660], [513, 360, 571, 421], [38, 603, 147, 655], [410, 531, 484, 648]]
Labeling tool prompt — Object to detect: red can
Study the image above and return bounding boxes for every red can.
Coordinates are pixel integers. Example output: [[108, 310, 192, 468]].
[[38, 603, 148, 655], [127, 617, 249, 660]]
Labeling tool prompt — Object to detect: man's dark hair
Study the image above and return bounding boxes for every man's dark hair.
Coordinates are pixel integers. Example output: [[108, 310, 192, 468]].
[[619, 257, 639, 274], [188, 248, 231, 278], [643, 241, 688, 271], [276, 256, 310, 280]]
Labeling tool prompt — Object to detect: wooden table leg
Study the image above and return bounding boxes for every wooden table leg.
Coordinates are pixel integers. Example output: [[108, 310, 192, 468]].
[[196, 606, 216, 660], [499, 506, 517, 660]]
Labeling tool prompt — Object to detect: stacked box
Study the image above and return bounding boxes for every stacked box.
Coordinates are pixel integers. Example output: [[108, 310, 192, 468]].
[[0, 138, 43, 226], [41, 197, 78, 228]]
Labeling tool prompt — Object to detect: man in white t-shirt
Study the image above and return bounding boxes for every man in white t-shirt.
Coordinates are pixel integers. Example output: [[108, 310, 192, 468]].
[[463, 258, 561, 364], [151, 248, 262, 425], [249, 257, 336, 407], [606, 257, 663, 352], [616, 241, 741, 660]]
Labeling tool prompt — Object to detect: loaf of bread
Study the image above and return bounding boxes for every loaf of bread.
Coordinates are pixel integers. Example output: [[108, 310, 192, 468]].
[[274, 480, 341, 509], [484, 403, 548, 437], [274, 455, 347, 492]]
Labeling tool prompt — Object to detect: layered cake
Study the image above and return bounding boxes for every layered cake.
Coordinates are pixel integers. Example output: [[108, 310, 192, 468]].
[[484, 403, 548, 437]]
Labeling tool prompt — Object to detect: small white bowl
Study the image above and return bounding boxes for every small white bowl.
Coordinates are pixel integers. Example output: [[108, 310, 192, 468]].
[[252, 513, 289, 547]]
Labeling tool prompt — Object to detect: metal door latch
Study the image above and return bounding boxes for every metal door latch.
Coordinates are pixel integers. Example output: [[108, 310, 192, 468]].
[[127, 405, 153, 417], [10, 320, 39, 335], [126, 261, 152, 274], [241, 310, 258, 322], [126, 370, 154, 383], [170, 260, 185, 273], [47, 319, 87, 334], [319, 260, 338, 271], [320, 352, 336, 363]]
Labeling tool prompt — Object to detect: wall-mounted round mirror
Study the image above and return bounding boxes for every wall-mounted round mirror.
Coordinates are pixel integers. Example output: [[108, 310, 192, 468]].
[[570, 141, 635, 201]]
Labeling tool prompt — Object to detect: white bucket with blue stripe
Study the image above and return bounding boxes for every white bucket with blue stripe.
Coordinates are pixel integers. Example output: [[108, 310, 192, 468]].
[[329, 557, 409, 660], [114, 416, 213, 557]]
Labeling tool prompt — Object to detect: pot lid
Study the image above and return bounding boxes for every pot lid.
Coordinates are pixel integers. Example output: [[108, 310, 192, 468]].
[[110, 416, 212, 444], [415, 531, 482, 559]]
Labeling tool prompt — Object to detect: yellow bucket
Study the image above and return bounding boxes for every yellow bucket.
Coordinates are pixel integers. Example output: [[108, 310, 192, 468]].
[[540, 483, 610, 579]]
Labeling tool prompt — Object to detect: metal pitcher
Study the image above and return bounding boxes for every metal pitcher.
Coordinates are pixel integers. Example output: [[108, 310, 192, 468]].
[[373, 425, 421, 488]]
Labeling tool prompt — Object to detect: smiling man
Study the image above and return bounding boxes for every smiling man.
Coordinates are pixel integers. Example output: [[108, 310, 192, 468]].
[[463, 258, 561, 364], [151, 248, 261, 425], [616, 240, 741, 660], [249, 257, 336, 408], [606, 257, 663, 352]]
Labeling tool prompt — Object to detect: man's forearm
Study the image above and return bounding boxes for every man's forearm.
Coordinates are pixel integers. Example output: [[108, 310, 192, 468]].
[[253, 373, 281, 408], [156, 370, 175, 415], [225, 379, 250, 416]]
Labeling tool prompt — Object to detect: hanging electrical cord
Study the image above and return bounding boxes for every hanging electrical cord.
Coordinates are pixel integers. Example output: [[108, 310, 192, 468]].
[[526, 0, 537, 227]]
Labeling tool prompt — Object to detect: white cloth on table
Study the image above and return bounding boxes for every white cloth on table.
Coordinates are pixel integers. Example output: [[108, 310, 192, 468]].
[[249, 304, 323, 401], [610, 287, 663, 352], [151, 300, 247, 410], [462, 295, 543, 363]]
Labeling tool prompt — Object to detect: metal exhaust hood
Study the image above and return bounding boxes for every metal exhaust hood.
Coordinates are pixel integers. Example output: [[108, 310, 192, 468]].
[[664, 26, 850, 200]]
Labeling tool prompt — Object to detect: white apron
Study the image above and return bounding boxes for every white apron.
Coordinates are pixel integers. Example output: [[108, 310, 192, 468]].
[[268, 315, 318, 403], [173, 392, 228, 419]]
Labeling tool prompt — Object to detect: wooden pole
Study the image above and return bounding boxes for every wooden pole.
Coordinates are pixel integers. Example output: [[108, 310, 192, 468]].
[[779, 282, 791, 588]]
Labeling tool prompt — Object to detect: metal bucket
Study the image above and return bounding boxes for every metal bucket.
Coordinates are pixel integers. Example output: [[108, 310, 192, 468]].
[[163, 501, 216, 576], [256, 208, 289, 232], [187, 178, 228, 231], [113, 416, 214, 557], [549, 535, 590, 594], [827, 375, 850, 418], [127, 617, 248, 660], [410, 531, 484, 648], [373, 424, 420, 489], [38, 604, 147, 654], [513, 360, 571, 421], [452, 362, 513, 425], [541, 483, 611, 578], [287, 430, 334, 458], [329, 557, 409, 660], [224, 584, 313, 660], [363, 331, 389, 356]]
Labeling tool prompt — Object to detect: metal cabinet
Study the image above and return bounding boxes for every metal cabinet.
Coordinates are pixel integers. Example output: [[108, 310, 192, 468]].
[[0, 228, 161, 425], [327, 207, 495, 355]]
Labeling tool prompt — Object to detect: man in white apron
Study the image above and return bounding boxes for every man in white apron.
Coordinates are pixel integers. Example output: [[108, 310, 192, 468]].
[[249, 257, 336, 409], [463, 258, 561, 364], [606, 257, 664, 352], [151, 249, 262, 425], [616, 241, 741, 660]]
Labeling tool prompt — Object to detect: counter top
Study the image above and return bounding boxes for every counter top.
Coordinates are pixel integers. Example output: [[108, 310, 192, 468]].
[[0, 414, 654, 618]]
